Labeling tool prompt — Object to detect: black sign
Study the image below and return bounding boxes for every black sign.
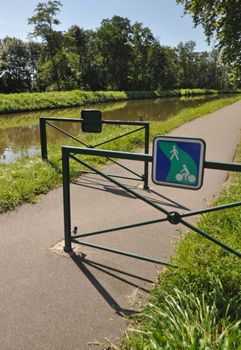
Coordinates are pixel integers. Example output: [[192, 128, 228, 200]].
[[81, 109, 102, 133]]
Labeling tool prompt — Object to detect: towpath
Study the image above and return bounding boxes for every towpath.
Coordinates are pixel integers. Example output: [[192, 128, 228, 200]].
[[0, 101, 240, 350]]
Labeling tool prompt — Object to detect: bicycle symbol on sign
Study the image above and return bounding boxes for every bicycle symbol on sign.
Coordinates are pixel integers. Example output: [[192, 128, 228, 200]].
[[175, 164, 196, 183]]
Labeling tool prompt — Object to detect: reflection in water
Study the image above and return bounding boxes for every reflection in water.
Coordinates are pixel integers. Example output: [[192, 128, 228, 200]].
[[0, 147, 39, 164], [0, 125, 40, 163], [0, 95, 230, 164]]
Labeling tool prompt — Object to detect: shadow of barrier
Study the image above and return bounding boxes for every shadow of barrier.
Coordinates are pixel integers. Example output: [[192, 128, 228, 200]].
[[62, 141, 241, 267], [39, 110, 150, 189]]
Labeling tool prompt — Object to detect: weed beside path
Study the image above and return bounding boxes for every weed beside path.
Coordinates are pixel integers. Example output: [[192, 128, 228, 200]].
[[0, 95, 241, 213], [122, 142, 241, 349]]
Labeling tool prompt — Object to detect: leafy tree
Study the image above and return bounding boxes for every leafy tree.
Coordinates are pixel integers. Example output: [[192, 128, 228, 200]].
[[176, 0, 241, 86], [161, 46, 180, 89], [130, 22, 156, 90], [27, 41, 42, 91], [0, 37, 33, 92], [96, 16, 133, 90], [80, 31, 106, 90], [176, 41, 197, 88], [0, 4, 235, 93], [28, 0, 63, 90], [64, 26, 95, 89], [144, 41, 168, 90]]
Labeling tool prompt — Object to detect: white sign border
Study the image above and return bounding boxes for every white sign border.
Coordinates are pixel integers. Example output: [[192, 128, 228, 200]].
[[152, 136, 206, 190]]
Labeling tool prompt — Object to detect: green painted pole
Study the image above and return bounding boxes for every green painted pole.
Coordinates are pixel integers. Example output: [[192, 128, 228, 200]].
[[181, 219, 241, 259], [182, 201, 241, 218], [144, 123, 150, 190], [39, 118, 48, 161], [62, 148, 72, 252], [72, 239, 178, 268]]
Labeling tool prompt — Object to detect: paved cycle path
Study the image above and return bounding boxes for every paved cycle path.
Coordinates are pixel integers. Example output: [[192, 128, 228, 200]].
[[0, 101, 240, 350]]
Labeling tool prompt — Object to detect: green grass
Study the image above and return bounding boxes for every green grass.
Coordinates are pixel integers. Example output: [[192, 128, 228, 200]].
[[122, 141, 241, 349], [0, 90, 128, 114], [0, 88, 238, 115], [0, 94, 241, 213], [0, 158, 61, 211]]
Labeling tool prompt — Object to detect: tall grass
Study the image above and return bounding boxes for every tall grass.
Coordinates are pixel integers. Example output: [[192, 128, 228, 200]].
[[122, 141, 241, 350], [126, 280, 241, 349]]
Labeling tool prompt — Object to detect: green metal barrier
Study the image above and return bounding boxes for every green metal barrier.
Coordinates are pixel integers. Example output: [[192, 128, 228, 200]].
[[39, 115, 150, 189], [62, 146, 241, 266]]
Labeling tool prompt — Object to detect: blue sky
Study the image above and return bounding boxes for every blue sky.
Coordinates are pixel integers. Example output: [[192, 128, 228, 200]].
[[0, 0, 212, 52]]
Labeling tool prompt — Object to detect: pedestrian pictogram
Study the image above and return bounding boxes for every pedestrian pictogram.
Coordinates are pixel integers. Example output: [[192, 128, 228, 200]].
[[152, 136, 206, 189], [170, 145, 179, 160]]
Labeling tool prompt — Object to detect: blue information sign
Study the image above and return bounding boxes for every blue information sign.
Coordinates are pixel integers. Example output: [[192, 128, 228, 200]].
[[152, 136, 206, 190]]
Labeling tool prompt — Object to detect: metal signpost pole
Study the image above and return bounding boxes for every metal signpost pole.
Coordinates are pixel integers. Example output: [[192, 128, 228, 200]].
[[144, 123, 150, 189], [62, 148, 72, 252], [39, 118, 48, 161]]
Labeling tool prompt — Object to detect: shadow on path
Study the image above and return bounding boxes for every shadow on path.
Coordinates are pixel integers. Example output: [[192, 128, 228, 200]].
[[70, 252, 154, 317], [73, 173, 190, 211]]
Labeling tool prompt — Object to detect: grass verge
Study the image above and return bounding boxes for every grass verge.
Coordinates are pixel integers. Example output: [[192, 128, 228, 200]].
[[0, 88, 237, 115], [0, 95, 241, 213], [122, 141, 241, 349]]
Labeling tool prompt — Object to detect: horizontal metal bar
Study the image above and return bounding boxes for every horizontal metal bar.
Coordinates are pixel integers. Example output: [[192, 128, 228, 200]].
[[64, 146, 152, 162], [205, 161, 241, 172], [92, 127, 145, 148], [40, 117, 81, 122], [40, 117, 149, 127], [99, 120, 149, 127], [72, 239, 178, 268], [64, 147, 241, 172], [69, 154, 169, 215], [181, 219, 241, 259], [73, 217, 168, 239], [46, 121, 89, 147], [182, 201, 241, 218]]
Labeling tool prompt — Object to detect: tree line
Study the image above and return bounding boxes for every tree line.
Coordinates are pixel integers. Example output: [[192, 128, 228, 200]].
[[0, 0, 238, 94]]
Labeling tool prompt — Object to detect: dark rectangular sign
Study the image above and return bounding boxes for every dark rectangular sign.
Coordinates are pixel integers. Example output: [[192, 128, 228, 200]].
[[81, 109, 102, 133]]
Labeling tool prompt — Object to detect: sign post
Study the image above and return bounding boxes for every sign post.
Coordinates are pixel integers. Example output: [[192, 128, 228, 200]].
[[152, 136, 206, 190]]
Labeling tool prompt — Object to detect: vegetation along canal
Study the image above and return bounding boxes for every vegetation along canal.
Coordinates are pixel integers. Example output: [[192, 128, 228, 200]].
[[0, 94, 233, 164]]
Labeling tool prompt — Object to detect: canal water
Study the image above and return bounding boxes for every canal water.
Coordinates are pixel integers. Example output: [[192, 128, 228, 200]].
[[0, 95, 228, 164]]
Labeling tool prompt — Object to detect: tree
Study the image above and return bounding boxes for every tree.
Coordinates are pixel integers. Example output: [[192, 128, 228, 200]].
[[130, 22, 156, 90], [161, 46, 180, 89], [28, 0, 63, 90], [176, 0, 241, 85], [144, 41, 168, 90], [0, 37, 34, 92], [96, 16, 133, 90], [176, 41, 197, 88], [64, 26, 93, 89], [26, 41, 42, 91]]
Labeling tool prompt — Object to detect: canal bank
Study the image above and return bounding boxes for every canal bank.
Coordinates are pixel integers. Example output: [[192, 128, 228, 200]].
[[0, 100, 240, 349], [0, 93, 235, 164], [0, 95, 241, 213], [0, 88, 228, 115]]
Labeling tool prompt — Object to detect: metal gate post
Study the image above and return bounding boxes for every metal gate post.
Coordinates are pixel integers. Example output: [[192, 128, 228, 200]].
[[62, 148, 72, 252], [39, 118, 48, 161], [143, 123, 150, 190]]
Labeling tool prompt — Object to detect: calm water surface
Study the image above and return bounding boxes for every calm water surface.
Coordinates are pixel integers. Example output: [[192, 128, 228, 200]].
[[0, 95, 227, 164]]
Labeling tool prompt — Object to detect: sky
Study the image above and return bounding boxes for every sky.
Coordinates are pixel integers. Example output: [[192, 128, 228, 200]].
[[0, 0, 213, 52]]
